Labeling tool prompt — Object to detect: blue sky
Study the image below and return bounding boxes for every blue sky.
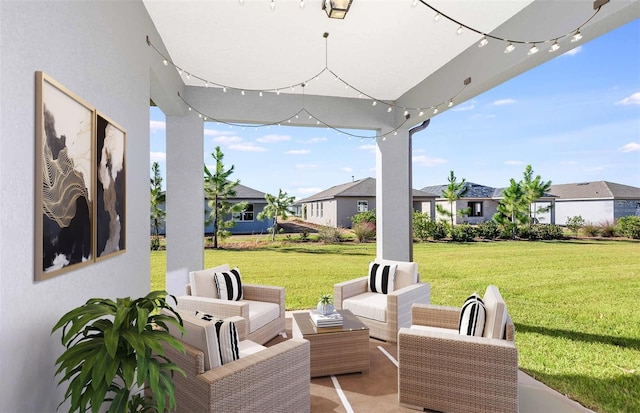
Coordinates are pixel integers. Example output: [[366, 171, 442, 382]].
[[150, 19, 639, 198]]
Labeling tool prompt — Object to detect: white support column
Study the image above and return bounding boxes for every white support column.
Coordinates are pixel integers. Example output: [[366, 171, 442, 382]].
[[165, 114, 204, 297], [376, 128, 413, 262]]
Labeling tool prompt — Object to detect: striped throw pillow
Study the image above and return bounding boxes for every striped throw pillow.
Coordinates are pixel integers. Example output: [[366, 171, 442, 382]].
[[195, 312, 240, 365], [458, 293, 486, 337], [214, 268, 243, 301], [368, 262, 396, 294]]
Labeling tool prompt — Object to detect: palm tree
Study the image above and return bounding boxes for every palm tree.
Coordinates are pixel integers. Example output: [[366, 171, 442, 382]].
[[150, 162, 165, 250], [521, 164, 552, 225], [257, 189, 296, 241], [437, 170, 469, 228], [204, 146, 244, 249]]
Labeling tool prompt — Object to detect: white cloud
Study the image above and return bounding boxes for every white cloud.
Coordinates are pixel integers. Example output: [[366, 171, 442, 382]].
[[229, 143, 267, 152], [204, 129, 237, 136], [286, 149, 311, 155], [492, 99, 517, 106], [615, 92, 640, 106], [560, 160, 579, 166], [341, 167, 353, 173], [504, 160, 525, 166], [150, 152, 166, 162], [296, 187, 323, 194], [150, 120, 165, 133], [358, 144, 377, 152], [470, 114, 496, 120], [453, 103, 475, 112], [256, 134, 291, 143], [412, 155, 447, 167], [619, 142, 640, 152], [563, 46, 583, 56], [300, 137, 328, 143], [584, 166, 604, 172], [295, 163, 317, 169], [212, 136, 243, 144]]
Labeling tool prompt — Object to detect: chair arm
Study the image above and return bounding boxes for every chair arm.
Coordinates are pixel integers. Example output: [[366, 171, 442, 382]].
[[398, 327, 518, 412], [411, 303, 460, 330], [243, 284, 284, 307], [387, 283, 431, 332], [204, 338, 311, 413], [176, 296, 250, 321], [334, 277, 368, 308]]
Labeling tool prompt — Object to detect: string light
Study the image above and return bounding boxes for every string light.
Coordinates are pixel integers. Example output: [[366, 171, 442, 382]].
[[416, 0, 607, 55], [270, 0, 275, 11]]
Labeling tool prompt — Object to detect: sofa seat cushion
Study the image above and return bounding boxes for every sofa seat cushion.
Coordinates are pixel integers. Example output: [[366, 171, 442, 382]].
[[239, 339, 266, 358], [483, 285, 508, 339], [375, 259, 418, 290], [189, 264, 230, 298], [343, 292, 387, 322], [245, 300, 280, 333]]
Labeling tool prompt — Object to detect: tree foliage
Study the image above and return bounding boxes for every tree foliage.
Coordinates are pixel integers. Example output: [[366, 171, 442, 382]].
[[438, 170, 469, 228], [204, 147, 246, 248], [257, 189, 295, 241], [150, 162, 165, 250]]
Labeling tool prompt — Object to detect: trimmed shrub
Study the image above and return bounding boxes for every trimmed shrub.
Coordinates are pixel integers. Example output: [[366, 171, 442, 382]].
[[451, 224, 476, 242], [431, 221, 449, 240], [318, 225, 343, 243], [413, 212, 432, 241], [616, 216, 640, 239], [566, 215, 585, 236], [351, 210, 376, 226], [477, 221, 499, 240], [598, 220, 616, 237], [353, 221, 376, 243], [583, 222, 600, 237], [532, 224, 564, 240]]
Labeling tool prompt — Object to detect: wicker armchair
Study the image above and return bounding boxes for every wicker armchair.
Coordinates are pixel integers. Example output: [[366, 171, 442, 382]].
[[177, 264, 286, 345], [334, 259, 430, 343], [162, 310, 310, 413], [397, 285, 518, 413]]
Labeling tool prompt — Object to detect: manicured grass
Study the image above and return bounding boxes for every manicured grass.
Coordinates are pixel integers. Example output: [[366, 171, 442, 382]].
[[150, 239, 639, 413]]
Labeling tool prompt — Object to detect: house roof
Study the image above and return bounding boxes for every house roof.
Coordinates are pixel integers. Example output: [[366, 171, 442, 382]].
[[421, 182, 500, 199], [549, 181, 640, 200], [298, 177, 436, 203], [232, 183, 267, 200]]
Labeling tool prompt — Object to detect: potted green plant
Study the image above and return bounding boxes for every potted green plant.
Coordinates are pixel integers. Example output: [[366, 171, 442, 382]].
[[317, 293, 335, 315], [51, 290, 185, 413]]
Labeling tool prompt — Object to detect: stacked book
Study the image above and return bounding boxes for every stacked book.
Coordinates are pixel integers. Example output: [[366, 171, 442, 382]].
[[309, 309, 343, 331]]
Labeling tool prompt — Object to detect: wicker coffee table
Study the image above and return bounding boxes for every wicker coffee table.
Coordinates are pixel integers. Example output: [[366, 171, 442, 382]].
[[292, 309, 370, 377]]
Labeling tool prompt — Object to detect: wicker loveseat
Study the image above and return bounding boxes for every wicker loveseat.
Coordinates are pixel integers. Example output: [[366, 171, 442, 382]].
[[397, 285, 518, 413], [177, 264, 286, 345], [334, 259, 430, 343], [162, 309, 310, 413]]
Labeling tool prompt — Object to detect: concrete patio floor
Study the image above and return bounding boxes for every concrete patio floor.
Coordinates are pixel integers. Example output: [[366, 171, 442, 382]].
[[266, 312, 595, 413]]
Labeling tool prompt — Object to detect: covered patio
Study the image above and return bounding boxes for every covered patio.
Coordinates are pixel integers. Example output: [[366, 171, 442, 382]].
[[1, 0, 638, 412]]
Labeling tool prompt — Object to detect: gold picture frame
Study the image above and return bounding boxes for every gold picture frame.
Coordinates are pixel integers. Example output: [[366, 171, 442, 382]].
[[35, 71, 95, 280]]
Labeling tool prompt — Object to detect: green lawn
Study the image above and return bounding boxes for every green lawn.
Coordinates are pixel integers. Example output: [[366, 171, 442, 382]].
[[150, 239, 640, 413]]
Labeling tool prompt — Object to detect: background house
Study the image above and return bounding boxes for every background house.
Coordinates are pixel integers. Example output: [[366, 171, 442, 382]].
[[297, 177, 436, 228], [204, 183, 273, 235], [549, 181, 640, 225]]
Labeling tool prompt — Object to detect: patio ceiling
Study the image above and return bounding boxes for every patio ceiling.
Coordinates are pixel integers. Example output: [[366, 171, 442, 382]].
[[144, 0, 639, 128]]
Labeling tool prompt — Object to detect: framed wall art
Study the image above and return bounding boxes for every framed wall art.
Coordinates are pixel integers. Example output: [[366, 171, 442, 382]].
[[35, 71, 95, 280], [95, 112, 126, 261]]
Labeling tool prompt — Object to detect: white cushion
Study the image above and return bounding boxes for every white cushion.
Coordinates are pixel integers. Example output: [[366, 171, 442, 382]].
[[459, 293, 486, 337], [246, 300, 280, 333], [343, 292, 387, 322], [214, 268, 243, 301], [163, 309, 221, 370], [375, 259, 418, 290], [368, 262, 396, 294], [189, 264, 230, 298], [239, 339, 266, 357], [483, 285, 508, 339]]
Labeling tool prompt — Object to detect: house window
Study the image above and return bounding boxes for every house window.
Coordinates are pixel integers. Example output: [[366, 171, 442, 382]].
[[319, 202, 323, 217], [357, 200, 368, 212], [233, 203, 254, 222], [468, 201, 483, 217]]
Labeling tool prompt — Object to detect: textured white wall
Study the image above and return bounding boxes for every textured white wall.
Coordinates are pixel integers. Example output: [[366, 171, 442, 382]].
[[0, 2, 167, 411]]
